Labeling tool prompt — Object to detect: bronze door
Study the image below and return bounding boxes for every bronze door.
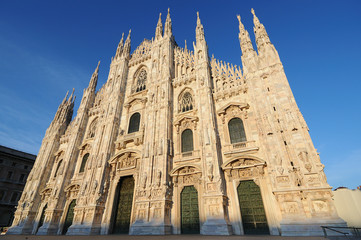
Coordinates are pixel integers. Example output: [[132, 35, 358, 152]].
[[181, 186, 200, 234], [62, 200, 76, 235], [237, 180, 269, 235], [112, 176, 134, 234]]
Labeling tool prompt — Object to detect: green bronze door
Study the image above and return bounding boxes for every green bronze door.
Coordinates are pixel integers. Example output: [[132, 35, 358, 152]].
[[62, 200, 76, 235], [181, 186, 200, 234], [36, 204, 47, 233], [112, 176, 134, 234], [237, 180, 269, 234]]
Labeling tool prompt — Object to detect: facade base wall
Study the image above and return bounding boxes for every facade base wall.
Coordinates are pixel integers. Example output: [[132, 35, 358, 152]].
[[129, 221, 172, 235], [280, 218, 349, 236], [200, 219, 232, 235], [65, 224, 101, 235]]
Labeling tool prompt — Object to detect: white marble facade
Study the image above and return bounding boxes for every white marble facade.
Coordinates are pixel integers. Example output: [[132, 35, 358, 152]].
[[7, 9, 346, 236]]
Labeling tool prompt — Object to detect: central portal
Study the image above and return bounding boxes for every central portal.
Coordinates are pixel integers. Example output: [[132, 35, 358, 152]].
[[112, 176, 134, 234], [237, 180, 269, 235], [181, 185, 200, 234]]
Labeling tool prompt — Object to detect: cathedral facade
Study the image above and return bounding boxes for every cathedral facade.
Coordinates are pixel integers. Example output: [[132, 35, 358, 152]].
[[8, 9, 346, 236]]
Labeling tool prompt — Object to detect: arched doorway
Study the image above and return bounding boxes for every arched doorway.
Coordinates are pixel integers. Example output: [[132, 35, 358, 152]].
[[237, 180, 269, 235], [181, 186, 200, 234], [112, 176, 135, 234], [62, 200, 76, 235], [36, 204, 47, 234]]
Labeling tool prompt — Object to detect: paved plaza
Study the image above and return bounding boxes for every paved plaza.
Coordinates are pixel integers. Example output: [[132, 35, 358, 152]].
[[0, 235, 338, 240]]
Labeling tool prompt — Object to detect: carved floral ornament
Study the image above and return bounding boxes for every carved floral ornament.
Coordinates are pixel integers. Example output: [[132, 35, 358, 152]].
[[79, 143, 91, 156], [217, 102, 249, 124], [170, 165, 202, 187], [221, 156, 266, 180], [64, 184, 80, 199], [40, 187, 53, 201], [174, 115, 199, 134], [108, 151, 140, 177], [124, 97, 147, 111]]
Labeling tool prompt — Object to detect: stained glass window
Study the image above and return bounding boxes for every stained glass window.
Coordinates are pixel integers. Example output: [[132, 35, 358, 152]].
[[181, 129, 194, 152], [128, 112, 140, 133], [228, 118, 247, 144]]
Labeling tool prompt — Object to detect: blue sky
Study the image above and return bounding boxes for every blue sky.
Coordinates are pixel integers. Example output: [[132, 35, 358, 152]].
[[0, 0, 360, 189]]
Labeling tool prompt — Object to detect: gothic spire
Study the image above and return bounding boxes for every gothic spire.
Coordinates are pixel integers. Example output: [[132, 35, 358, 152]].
[[195, 11, 205, 42], [155, 13, 163, 40], [237, 15, 255, 56], [251, 8, 271, 49], [164, 8, 172, 37], [123, 29, 131, 58], [89, 61, 100, 91], [115, 32, 124, 59]]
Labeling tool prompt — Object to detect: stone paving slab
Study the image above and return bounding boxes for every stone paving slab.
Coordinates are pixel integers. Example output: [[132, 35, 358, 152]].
[[0, 235, 331, 240]]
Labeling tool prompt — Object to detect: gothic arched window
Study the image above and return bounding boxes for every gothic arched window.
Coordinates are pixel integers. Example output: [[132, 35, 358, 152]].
[[228, 118, 247, 144], [87, 119, 97, 138], [79, 154, 89, 173], [181, 129, 194, 152], [54, 160, 63, 177], [135, 69, 147, 92], [128, 112, 141, 133], [180, 92, 193, 112]]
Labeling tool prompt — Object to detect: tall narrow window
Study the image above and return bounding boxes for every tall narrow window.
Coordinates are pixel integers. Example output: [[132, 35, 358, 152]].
[[181, 129, 194, 152], [87, 119, 97, 138], [228, 118, 247, 144], [79, 154, 89, 173], [128, 113, 140, 133], [135, 69, 147, 92], [54, 160, 63, 177], [180, 92, 193, 112]]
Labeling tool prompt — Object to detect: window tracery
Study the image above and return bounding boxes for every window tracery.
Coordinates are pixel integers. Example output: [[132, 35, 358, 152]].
[[179, 92, 193, 112], [87, 119, 97, 139], [135, 69, 147, 93]]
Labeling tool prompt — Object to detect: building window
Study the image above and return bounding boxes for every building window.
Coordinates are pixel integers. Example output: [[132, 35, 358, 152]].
[[19, 174, 25, 182], [6, 171, 13, 180], [228, 117, 247, 144], [87, 118, 98, 138], [181, 129, 194, 153], [79, 154, 89, 173], [10, 192, 18, 203], [135, 69, 147, 92], [128, 113, 141, 133], [180, 92, 193, 112], [54, 160, 63, 177]]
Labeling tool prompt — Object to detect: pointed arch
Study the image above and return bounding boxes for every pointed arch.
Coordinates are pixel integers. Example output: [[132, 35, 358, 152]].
[[87, 117, 98, 138], [178, 88, 194, 113], [133, 66, 148, 93]]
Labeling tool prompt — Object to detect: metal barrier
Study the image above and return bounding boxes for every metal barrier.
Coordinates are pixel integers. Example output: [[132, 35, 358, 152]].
[[321, 226, 361, 238]]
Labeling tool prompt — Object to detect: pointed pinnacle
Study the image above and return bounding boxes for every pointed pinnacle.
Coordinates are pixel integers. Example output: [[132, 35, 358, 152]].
[[95, 61, 100, 73], [62, 90, 69, 103], [185, 40, 187, 50], [197, 11, 201, 25], [69, 88, 75, 101], [158, 12, 162, 23]]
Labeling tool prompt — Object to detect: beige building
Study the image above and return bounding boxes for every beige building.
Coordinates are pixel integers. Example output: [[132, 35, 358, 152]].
[[333, 188, 361, 228], [8, 9, 347, 236]]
